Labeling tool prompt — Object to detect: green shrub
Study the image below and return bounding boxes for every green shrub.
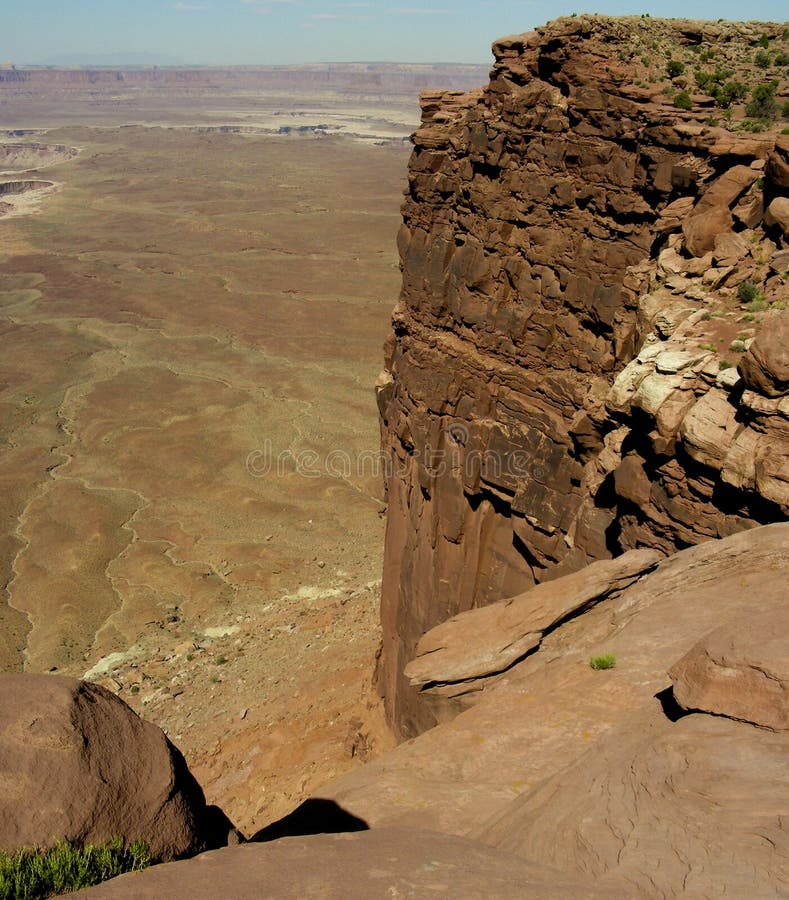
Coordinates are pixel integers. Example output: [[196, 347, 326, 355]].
[[673, 91, 693, 110], [746, 81, 779, 121], [758, 33, 770, 49], [590, 654, 616, 670], [0, 839, 150, 899], [737, 280, 759, 303], [719, 360, 733, 370], [715, 80, 747, 107], [755, 50, 771, 69], [667, 59, 686, 78], [775, 51, 789, 66], [748, 298, 768, 312], [782, 101, 789, 119]]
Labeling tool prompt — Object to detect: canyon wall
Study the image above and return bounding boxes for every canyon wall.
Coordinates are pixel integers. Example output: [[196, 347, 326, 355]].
[[376, 15, 789, 737]]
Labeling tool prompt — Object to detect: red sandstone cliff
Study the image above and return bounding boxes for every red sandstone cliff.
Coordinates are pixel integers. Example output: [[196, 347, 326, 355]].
[[376, 15, 789, 737]]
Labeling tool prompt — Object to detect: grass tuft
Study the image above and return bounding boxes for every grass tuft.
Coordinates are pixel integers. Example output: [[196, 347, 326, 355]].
[[589, 654, 616, 670], [0, 838, 150, 899]]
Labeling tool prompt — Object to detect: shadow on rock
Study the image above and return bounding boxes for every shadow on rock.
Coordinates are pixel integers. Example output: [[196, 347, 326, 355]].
[[250, 798, 369, 843]]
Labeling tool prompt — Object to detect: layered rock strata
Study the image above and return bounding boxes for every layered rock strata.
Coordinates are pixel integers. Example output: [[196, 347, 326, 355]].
[[376, 15, 789, 736]]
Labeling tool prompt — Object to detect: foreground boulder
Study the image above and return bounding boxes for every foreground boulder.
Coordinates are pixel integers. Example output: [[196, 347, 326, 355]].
[[74, 827, 617, 898], [0, 674, 236, 861]]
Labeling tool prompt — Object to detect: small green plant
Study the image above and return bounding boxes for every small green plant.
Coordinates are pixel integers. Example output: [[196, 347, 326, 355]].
[[130, 684, 140, 695], [186, 653, 194, 662], [758, 33, 770, 49], [748, 298, 769, 312], [737, 280, 759, 303], [674, 91, 693, 110], [590, 654, 616, 670], [719, 360, 733, 370], [700, 311, 712, 321], [775, 51, 789, 66], [783, 100, 789, 119], [214, 655, 228, 665], [755, 49, 771, 69], [667, 59, 686, 78], [0, 838, 150, 899]]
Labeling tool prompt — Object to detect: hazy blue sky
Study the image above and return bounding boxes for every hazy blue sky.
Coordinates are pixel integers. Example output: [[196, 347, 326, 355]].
[[2, 0, 787, 66]]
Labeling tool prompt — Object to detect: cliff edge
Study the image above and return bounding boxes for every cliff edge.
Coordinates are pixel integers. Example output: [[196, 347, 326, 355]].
[[375, 14, 789, 737]]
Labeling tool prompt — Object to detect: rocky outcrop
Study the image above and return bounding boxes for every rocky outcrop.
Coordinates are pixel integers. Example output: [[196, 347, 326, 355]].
[[376, 14, 789, 737], [320, 523, 789, 898], [0, 675, 237, 861]]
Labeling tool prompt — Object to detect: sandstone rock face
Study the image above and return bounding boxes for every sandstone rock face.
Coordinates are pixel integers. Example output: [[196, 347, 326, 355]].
[[0, 675, 231, 861], [74, 827, 617, 899], [322, 524, 789, 898], [377, 14, 789, 737]]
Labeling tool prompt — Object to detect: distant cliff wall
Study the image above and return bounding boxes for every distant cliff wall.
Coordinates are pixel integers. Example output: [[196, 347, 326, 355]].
[[376, 15, 789, 738]]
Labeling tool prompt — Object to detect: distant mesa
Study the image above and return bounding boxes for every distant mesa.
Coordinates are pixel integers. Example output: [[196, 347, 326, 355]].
[[0, 141, 79, 173]]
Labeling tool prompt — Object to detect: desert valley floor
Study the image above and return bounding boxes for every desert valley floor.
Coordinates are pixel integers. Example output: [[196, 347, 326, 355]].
[[0, 71, 478, 832]]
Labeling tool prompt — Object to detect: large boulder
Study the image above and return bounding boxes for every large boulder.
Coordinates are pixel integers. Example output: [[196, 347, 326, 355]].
[[0, 674, 236, 861], [669, 609, 789, 731], [738, 310, 789, 397]]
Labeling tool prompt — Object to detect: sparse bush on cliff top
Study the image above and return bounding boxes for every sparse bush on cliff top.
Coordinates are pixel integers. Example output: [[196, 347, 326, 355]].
[[0, 838, 150, 899], [667, 59, 685, 78], [746, 81, 779, 122], [738, 280, 760, 303], [673, 91, 693, 110]]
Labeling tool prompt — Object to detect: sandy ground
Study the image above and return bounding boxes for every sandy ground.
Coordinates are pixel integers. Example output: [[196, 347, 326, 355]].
[[0, 118, 407, 833]]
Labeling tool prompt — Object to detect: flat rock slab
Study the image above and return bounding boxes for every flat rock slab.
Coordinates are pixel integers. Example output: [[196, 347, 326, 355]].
[[478, 708, 789, 898], [74, 827, 617, 899]]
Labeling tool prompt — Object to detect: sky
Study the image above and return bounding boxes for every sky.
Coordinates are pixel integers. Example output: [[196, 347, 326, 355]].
[[1, 0, 787, 66]]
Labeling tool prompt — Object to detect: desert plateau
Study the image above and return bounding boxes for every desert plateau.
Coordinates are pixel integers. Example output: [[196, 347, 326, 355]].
[[1, 10, 789, 900]]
